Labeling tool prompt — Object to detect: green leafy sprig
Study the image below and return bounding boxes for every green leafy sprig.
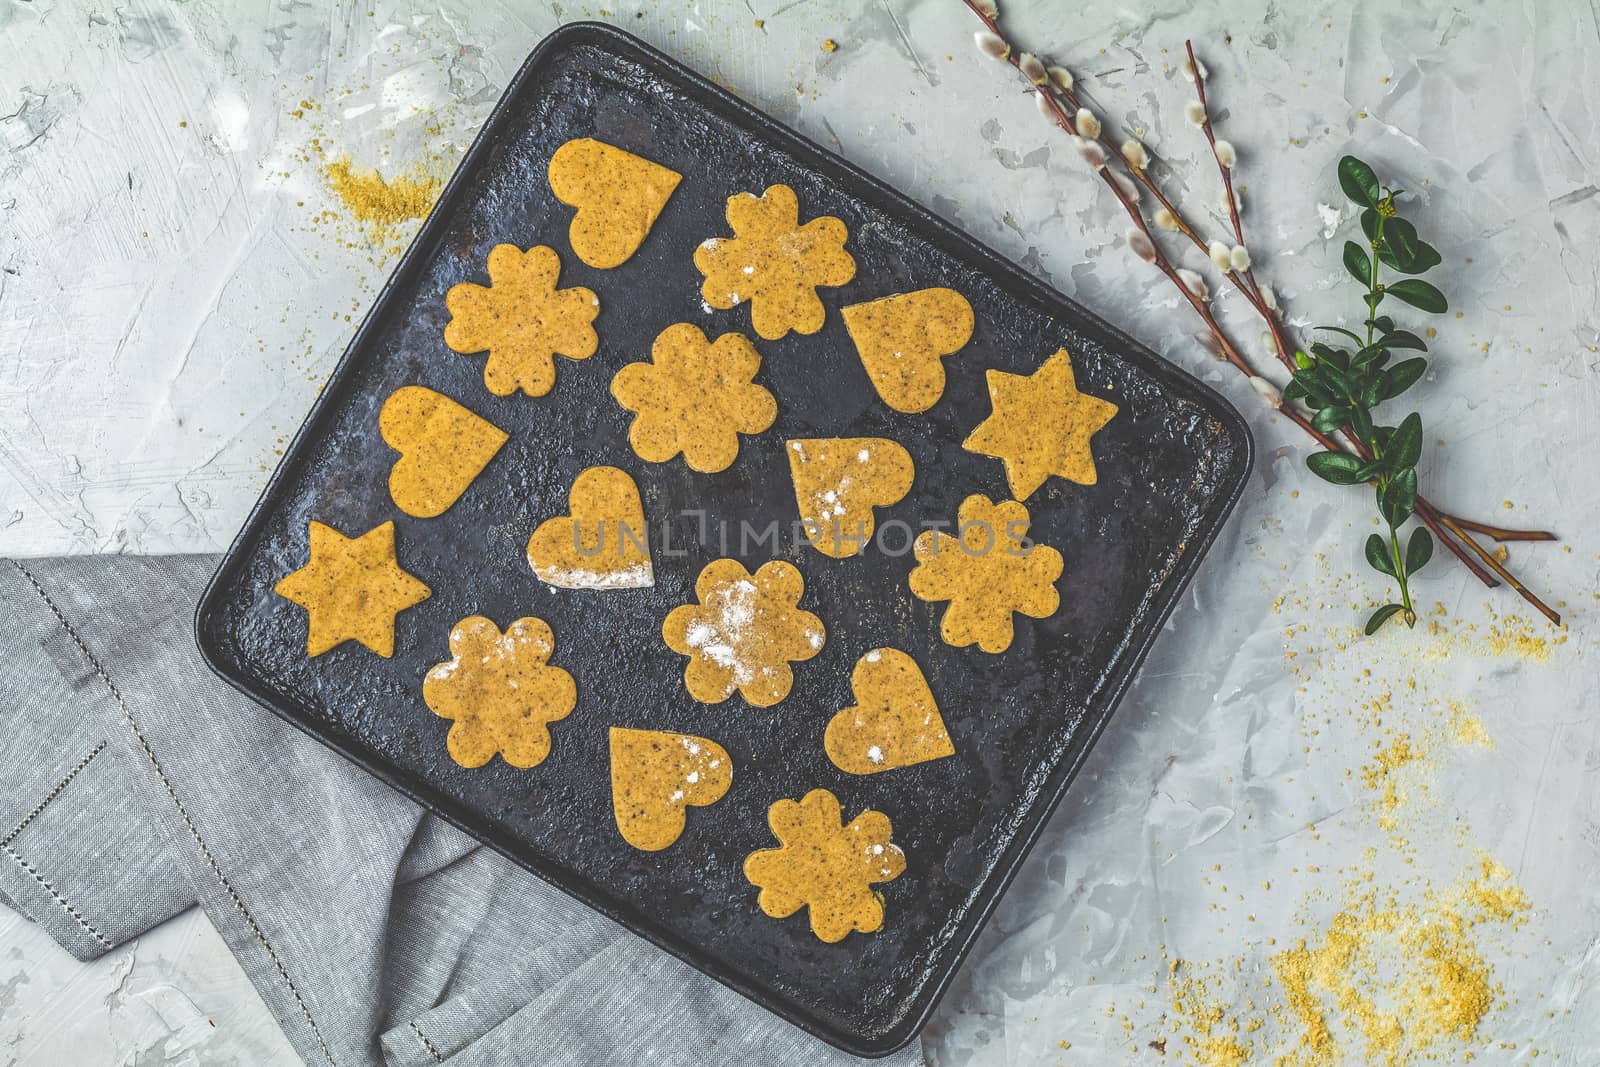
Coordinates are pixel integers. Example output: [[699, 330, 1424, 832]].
[[1286, 156, 1449, 635]]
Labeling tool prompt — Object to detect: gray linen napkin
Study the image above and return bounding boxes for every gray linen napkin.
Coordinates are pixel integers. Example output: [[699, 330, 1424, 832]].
[[0, 555, 925, 1067]]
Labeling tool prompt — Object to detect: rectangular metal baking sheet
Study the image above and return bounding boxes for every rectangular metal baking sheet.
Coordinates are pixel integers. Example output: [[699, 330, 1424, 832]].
[[196, 22, 1251, 1057]]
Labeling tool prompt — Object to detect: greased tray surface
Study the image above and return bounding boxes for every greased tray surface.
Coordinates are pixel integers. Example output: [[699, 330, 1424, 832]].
[[197, 22, 1251, 1056]]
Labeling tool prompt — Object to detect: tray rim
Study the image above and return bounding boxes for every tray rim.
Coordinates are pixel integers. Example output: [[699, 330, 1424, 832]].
[[195, 19, 1255, 1058]]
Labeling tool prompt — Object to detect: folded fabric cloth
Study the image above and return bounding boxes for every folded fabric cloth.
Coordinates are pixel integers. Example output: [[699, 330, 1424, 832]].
[[0, 556, 925, 1067]]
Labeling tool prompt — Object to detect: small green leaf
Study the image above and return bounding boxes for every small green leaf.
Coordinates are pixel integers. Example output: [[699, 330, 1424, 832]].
[[1381, 330, 1427, 351], [1317, 326, 1366, 347], [1380, 358, 1428, 400], [1386, 412, 1423, 470], [1343, 241, 1373, 286], [1312, 404, 1349, 433], [1386, 278, 1448, 313], [1364, 291, 1386, 313], [1350, 405, 1374, 442], [1311, 342, 1351, 371], [1307, 450, 1366, 485], [1294, 349, 1315, 369], [1365, 603, 1405, 635], [1362, 377, 1384, 409], [1339, 156, 1381, 206], [1366, 533, 1397, 577], [1407, 240, 1442, 274], [1283, 379, 1309, 404], [1380, 217, 1421, 271], [1406, 527, 1434, 575], [1319, 361, 1356, 401], [1380, 467, 1419, 526], [1291, 366, 1335, 404], [1360, 209, 1380, 243], [1353, 344, 1387, 367], [1353, 460, 1384, 482]]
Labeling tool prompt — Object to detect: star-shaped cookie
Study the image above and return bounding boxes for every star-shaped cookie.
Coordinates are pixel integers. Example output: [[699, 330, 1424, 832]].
[[962, 348, 1119, 500], [274, 520, 432, 657]]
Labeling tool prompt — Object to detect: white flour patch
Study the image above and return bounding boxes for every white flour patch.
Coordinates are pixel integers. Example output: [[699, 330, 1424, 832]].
[[533, 560, 654, 590]]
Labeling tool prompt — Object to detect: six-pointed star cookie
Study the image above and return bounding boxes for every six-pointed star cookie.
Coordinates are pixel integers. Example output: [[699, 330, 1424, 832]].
[[962, 347, 1119, 500], [274, 520, 432, 657]]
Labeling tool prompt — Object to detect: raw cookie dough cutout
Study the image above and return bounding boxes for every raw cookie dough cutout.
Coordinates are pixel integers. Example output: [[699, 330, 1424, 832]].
[[609, 727, 732, 851], [840, 288, 975, 413], [548, 138, 682, 269], [379, 385, 509, 518], [274, 520, 431, 658], [693, 184, 855, 341], [908, 494, 1064, 654], [743, 789, 906, 943], [611, 323, 777, 473], [444, 244, 599, 397], [825, 649, 954, 775], [527, 466, 653, 590], [423, 616, 577, 769], [662, 559, 825, 707], [963, 347, 1119, 499], [786, 437, 914, 559]]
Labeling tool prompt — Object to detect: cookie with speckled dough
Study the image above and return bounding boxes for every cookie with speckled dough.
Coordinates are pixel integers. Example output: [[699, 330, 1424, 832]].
[[963, 346, 1119, 498], [379, 385, 508, 518], [908, 494, 1064, 654], [548, 138, 682, 269], [661, 558, 825, 707], [527, 466, 653, 590], [611, 323, 777, 473], [693, 184, 855, 340], [825, 649, 953, 775], [422, 616, 577, 769], [743, 789, 906, 943], [841, 288, 974, 413], [786, 436, 914, 559], [443, 244, 599, 397], [609, 727, 732, 851], [274, 520, 431, 658]]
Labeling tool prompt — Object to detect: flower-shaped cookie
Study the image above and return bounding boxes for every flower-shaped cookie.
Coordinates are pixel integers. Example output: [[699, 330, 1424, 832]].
[[693, 184, 856, 340], [423, 616, 577, 769], [443, 244, 599, 397], [908, 494, 1064, 654], [611, 323, 777, 473], [743, 789, 906, 943], [662, 558, 825, 707]]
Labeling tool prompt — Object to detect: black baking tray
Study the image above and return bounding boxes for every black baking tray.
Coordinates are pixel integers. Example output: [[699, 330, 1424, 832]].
[[196, 21, 1251, 1057]]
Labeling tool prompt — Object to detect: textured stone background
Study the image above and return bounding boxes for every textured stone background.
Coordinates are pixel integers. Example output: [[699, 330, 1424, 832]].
[[1, 0, 1596, 1063]]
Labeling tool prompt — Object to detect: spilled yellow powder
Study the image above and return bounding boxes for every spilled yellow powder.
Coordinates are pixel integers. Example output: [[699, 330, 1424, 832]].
[[1267, 859, 1529, 1067], [1360, 734, 1423, 832], [1449, 704, 1493, 748], [321, 157, 441, 252], [1480, 614, 1559, 661]]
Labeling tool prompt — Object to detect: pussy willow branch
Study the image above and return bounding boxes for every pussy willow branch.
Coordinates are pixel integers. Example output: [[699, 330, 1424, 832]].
[[1175, 38, 1561, 624], [960, 0, 1561, 625], [1177, 39, 1514, 598]]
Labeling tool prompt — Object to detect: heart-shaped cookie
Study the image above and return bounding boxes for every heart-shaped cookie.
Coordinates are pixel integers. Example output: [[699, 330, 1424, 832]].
[[379, 386, 508, 518], [610, 727, 732, 851], [825, 649, 954, 775], [549, 138, 682, 269], [786, 437, 914, 558], [527, 466, 653, 590], [841, 288, 975, 413]]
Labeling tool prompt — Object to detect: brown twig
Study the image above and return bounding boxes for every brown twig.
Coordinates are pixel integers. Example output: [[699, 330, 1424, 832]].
[[1436, 515, 1562, 625], [960, 1, 1562, 625]]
